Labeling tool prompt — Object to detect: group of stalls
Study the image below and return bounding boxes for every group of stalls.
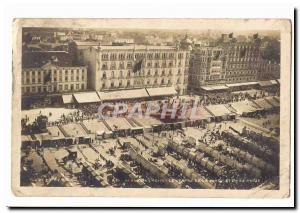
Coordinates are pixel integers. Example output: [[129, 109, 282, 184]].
[[21, 124, 92, 150], [198, 80, 279, 95], [81, 162, 109, 187], [128, 145, 181, 188], [226, 96, 279, 117], [61, 86, 178, 106]]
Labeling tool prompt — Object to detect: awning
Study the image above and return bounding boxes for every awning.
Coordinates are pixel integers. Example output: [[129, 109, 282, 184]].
[[259, 80, 278, 87], [252, 98, 274, 110], [229, 101, 258, 115], [277, 79, 280, 84], [62, 94, 74, 104], [73, 92, 101, 103], [270, 80, 278, 85], [105, 117, 133, 130], [205, 104, 231, 117], [21, 135, 33, 142], [187, 107, 213, 121], [98, 89, 149, 101], [201, 85, 229, 91], [265, 96, 280, 107], [146, 87, 177, 97], [226, 82, 258, 87]]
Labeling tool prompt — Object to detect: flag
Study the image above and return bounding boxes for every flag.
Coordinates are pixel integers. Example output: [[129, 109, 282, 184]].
[[240, 48, 246, 58], [44, 72, 51, 84], [213, 51, 221, 60], [133, 58, 144, 73]]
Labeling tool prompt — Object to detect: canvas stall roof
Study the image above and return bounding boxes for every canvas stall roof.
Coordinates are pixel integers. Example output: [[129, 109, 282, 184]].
[[274, 96, 280, 103], [200, 85, 229, 91], [81, 147, 100, 164], [226, 82, 258, 87], [187, 107, 213, 121], [62, 94, 74, 104], [131, 116, 163, 128], [82, 120, 110, 134], [252, 98, 274, 110], [277, 79, 280, 84], [205, 104, 231, 117], [73, 92, 100, 103], [61, 123, 87, 137], [270, 80, 278, 85], [146, 87, 177, 97], [264, 96, 280, 107], [229, 101, 258, 115], [21, 135, 33, 142], [258, 80, 276, 87], [105, 117, 133, 130], [98, 89, 149, 101], [47, 126, 65, 139]]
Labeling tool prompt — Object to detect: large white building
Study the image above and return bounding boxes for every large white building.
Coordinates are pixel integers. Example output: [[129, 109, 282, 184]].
[[78, 45, 189, 95], [22, 51, 87, 95]]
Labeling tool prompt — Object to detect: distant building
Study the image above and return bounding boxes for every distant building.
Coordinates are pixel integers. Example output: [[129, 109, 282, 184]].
[[258, 60, 280, 80], [189, 34, 263, 92], [22, 51, 87, 95], [189, 46, 227, 89], [79, 44, 189, 95], [223, 40, 261, 83], [113, 38, 134, 45]]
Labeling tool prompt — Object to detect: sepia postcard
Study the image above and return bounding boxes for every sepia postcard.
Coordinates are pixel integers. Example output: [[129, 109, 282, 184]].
[[11, 18, 291, 198]]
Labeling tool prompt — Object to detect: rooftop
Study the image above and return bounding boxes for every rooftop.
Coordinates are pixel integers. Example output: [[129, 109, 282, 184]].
[[91, 45, 179, 51], [22, 51, 73, 68]]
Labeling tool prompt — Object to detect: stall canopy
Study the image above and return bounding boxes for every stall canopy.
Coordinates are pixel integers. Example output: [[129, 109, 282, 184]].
[[264, 96, 280, 108], [105, 117, 133, 130], [187, 106, 213, 121], [98, 89, 149, 101], [73, 92, 101, 104], [62, 94, 74, 104], [258, 80, 278, 87], [205, 104, 232, 117], [228, 101, 258, 115], [146, 87, 177, 97], [252, 98, 274, 110], [201, 85, 229, 91], [226, 82, 258, 88]]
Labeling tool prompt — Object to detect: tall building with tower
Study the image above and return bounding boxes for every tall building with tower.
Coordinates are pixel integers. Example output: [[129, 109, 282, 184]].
[[188, 33, 263, 93]]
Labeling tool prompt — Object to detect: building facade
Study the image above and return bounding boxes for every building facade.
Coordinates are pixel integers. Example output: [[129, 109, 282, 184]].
[[79, 45, 189, 95], [224, 41, 261, 83], [189, 35, 262, 91], [189, 46, 227, 89], [22, 51, 87, 95], [258, 60, 280, 80]]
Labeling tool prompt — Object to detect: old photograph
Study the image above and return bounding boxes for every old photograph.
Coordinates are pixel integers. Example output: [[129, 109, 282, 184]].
[[11, 19, 291, 198]]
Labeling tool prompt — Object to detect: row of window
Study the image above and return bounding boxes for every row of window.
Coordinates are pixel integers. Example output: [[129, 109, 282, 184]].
[[23, 74, 86, 85], [101, 52, 185, 61], [100, 60, 184, 70], [225, 76, 256, 82], [23, 68, 86, 76], [226, 70, 257, 75], [101, 69, 183, 79], [101, 78, 183, 89], [22, 83, 86, 94]]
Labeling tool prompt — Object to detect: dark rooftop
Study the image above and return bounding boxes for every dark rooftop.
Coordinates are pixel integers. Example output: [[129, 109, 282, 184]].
[[22, 51, 73, 68]]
